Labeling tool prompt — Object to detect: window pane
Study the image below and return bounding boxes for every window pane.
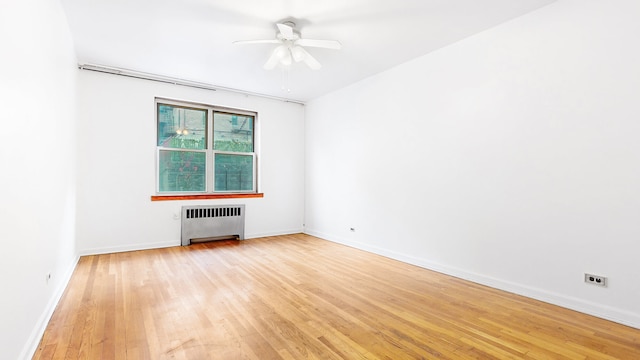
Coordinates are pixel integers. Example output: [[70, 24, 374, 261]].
[[158, 104, 206, 149], [159, 150, 206, 192], [214, 153, 254, 191], [213, 112, 253, 152]]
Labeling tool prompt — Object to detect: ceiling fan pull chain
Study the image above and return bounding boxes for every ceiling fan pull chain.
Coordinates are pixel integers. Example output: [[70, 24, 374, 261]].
[[281, 66, 291, 93]]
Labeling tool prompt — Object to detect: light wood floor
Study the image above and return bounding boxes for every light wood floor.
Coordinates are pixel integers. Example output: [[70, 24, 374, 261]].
[[34, 234, 639, 359]]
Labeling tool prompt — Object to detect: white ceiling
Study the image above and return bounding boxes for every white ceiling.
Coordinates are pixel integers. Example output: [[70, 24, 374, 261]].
[[61, 0, 555, 102]]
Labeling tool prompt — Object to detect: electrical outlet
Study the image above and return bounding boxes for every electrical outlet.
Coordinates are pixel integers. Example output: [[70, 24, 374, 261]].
[[584, 273, 607, 287]]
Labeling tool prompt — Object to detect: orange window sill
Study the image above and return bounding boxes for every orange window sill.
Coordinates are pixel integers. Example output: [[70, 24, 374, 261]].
[[151, 193, 264, 201]]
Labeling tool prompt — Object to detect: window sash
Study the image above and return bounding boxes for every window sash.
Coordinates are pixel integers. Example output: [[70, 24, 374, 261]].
[[213, 111, 255, 153], [213, 151, 256, 193], [155, 99, 257, 195], [157, 103, 208, 149], [156, 148, 208, 193]]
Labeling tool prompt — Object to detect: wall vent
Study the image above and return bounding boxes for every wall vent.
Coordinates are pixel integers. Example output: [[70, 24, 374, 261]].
[[181, 205, 245, 246]]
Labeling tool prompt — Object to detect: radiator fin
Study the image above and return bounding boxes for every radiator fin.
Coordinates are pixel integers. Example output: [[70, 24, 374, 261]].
[[184, 206, 243, 219]]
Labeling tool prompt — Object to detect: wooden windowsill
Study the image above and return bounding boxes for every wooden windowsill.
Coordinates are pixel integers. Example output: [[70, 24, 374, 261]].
[[151, 193, 264, 201]]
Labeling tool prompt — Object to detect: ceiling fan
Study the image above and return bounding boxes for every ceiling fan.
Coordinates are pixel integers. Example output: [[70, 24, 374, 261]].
[[233, 21, 342, 70]]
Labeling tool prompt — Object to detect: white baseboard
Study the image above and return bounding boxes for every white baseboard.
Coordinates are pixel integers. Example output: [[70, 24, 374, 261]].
[[78, 229, 305, 256], [246, 228, 304, 239], [21, 256, 80, 360], [78, 240, 178, 256], [304, 229, 640, 330]]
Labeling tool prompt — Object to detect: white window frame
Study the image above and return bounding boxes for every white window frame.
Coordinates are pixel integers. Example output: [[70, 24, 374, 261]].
[[155, 98, 258, 194]]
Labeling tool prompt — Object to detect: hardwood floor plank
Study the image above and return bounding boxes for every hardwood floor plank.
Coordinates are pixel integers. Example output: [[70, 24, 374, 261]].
[[33, 234, 640, 359]]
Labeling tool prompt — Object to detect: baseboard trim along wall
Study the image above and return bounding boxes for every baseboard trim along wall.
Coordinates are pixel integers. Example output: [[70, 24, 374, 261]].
[[78, 240, 178, 256], [78, 228, 305, 256], [246, 229, 304, 240], [304, 229, 640, 330], [22, 256, 80, 360]]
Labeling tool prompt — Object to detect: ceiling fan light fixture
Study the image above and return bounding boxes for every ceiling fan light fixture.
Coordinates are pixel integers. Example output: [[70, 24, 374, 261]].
[[273, 45, 293, 66], [264, 45, 288, 70], [237, 21, 340, 71], [274, 45, 288, 59], [291, 46, 307, 62], [281, 51, 293, 66]]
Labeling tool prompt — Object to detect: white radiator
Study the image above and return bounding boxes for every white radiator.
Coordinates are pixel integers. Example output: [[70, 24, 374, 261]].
[[181, 205, 245, 246]]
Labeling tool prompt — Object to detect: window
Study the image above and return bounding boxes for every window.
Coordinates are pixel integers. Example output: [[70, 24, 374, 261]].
[[156, 99, 256, 194]]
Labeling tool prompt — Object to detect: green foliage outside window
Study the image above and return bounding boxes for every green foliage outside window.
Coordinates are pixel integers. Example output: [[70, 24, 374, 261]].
[[215, 154, 253, 191], [158, 150, 206, 192], [214, 113, 253, 153]]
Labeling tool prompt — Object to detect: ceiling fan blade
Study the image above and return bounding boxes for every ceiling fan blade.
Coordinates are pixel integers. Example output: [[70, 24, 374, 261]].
[[303, 55, 322, 70], [290, 46, 321, 69], [277, 23, 294, 40], [263, 45, 286, 70], [301, 49, 322, 70], [296, 39, 342, 50], [233, 39, 280, 45]]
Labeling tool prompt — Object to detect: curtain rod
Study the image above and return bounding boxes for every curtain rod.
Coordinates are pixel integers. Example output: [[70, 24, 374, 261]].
[[77, 64, 305, 105]]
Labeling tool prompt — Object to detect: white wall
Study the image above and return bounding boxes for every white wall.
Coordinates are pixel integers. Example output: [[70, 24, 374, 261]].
[[0, 0, 79, 358], [76, 71, 305, 254], [305, 0, 640, 328]]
